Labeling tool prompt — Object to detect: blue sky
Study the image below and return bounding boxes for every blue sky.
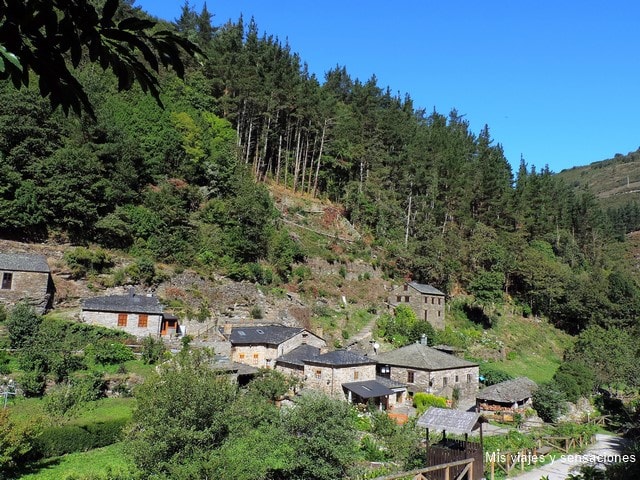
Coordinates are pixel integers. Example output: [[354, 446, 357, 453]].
[[135, 0, 640, 173]]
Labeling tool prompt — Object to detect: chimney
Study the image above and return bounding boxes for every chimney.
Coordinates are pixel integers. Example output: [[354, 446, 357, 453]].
[[128, 287, 135, 297], [223, 323, 233, 336], [420, 334, 428, 346]]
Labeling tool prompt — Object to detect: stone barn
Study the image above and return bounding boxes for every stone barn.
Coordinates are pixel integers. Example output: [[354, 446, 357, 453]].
[[81, 289, 170, 338], [0, 253, 53, 314]]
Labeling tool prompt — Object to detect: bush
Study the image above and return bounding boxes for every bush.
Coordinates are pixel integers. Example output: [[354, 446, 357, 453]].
[[141, 336, 166, 365], [18, 370, 46, 397], [6, 303, 41, 349], [250, 306, 264, 320], [479, 364, 514, 386], [87, 341, 134, 366], [413, 393, 447, 415], [34, 418, 128, 458], [64, 247, 113, 279], [532, 382, 567, 423]]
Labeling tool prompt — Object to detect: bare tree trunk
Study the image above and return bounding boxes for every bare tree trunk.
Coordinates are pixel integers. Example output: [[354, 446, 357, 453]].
[[275, 133, 283, 185], [313, 119, 328, 198], [405, 183, 413, 246], [292, 122, 302, 192], [300, 121, 312, 194]]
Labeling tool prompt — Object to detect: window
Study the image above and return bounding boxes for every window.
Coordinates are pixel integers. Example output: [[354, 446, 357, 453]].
[[138, 314, 148, 328], [443, 377, 448, 387], [407, 371, 415, 383], [1, 272, 12, 290], [403, 284, 408, 291], [117, 313, 128, 327], [438, 298, 442, 305], [252, 353, 259, 365], [396, 295, 401, 302], [455, 375, 459, 383], [315, 369, 322, 379], [404, 295, 409, 302], [467, 374, 472, 383], [431, 297, 435, 304], [353, 371, 359, 380], [425, 297, 428, 303], [239, 353, 245, 360], [438, 310, 441, 317]]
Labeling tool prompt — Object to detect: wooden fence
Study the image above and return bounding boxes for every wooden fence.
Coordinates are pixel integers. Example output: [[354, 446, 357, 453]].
[[372, 458, 476, 480], [485, 433, 596, 479]]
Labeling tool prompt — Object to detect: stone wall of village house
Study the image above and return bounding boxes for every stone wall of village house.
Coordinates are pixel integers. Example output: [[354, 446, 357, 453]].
[[389, 284, 445, 330], [303, 363, 377, 397], [0, 271, 51, 314], [232, 345, 276, 369], [232, 331, 326, 370], [275, 363, 304, 379], [388, 365, 479, 399], [82, 311, 162, 337], [277, 331, 326, 357]]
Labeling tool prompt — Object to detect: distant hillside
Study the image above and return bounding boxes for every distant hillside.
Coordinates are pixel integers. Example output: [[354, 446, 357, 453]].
[[557, 148, 640, 211]]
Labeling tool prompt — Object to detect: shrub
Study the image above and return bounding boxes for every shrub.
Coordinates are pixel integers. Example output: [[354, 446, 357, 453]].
[[250, 306, 264, 320], [34, 418, 128, 458], [6, 303, 41, 349], [87, 341, 134, 366], [18, 370, 46, 397], [0, 351, 10, 375], [413, 393, 447, 415], [141, 336, 166, 365], [532, 382, 567, 423], [479, 364, 514, 386], [64, 247, 113, 279]]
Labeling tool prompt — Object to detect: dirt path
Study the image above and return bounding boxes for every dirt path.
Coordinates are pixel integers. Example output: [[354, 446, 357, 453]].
[[508, 434, 629, 480]]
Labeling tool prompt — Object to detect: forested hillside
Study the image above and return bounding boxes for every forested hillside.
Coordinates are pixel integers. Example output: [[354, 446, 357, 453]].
[[558, 148, 640, 236], [1, 2, 639, 337]]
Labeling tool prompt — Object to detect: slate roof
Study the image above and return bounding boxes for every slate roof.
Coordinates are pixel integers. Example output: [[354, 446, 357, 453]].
[[408, 281, 445, 296], [342, 380, 395, 399], [476, 377, 537, 404], [0, 253, 50, 273], [375, 375, 406, 390], [417, 407, 482, 434], [229, 325, 305, 346], [374, 343, 478, 371], [82, 291, 163, 314], [305, 349, 375, 367], [275, 344, 321, 367]]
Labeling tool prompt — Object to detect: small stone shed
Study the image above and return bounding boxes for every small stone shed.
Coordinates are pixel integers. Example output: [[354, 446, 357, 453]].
[[476, 377, 537, 413], [0, 253, 53, 314], [81, 289, 169, 338]]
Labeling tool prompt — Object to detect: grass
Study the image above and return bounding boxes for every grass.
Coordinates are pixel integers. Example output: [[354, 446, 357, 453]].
[[447, 300, 573, 384], [19, 442, 136, 480]]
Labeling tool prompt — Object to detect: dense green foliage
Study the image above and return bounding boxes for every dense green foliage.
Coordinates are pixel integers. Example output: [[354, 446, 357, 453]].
[[376, 304, 436, 346], [126, 349, 363, 479], [2, 4, 639, 333]]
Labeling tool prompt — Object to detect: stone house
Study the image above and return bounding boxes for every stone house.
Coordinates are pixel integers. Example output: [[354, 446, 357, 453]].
[[81, 289, 174, 337], [375, 342, 479, 400], [302, 350, 406, 410], [229, 325, 326, 370], [388, 281, 446, 330], [0, 253, 53, 314], [476, 377, 537, 413]]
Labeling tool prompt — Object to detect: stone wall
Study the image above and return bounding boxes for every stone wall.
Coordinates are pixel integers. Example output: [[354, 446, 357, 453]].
[[389, 365, 479, 399], [303, 363, 377, 397], [232, 330, 326, 369], [0, 271, 51, 314], [389, 284, 445, 330], [82, 310, 162, 337]]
